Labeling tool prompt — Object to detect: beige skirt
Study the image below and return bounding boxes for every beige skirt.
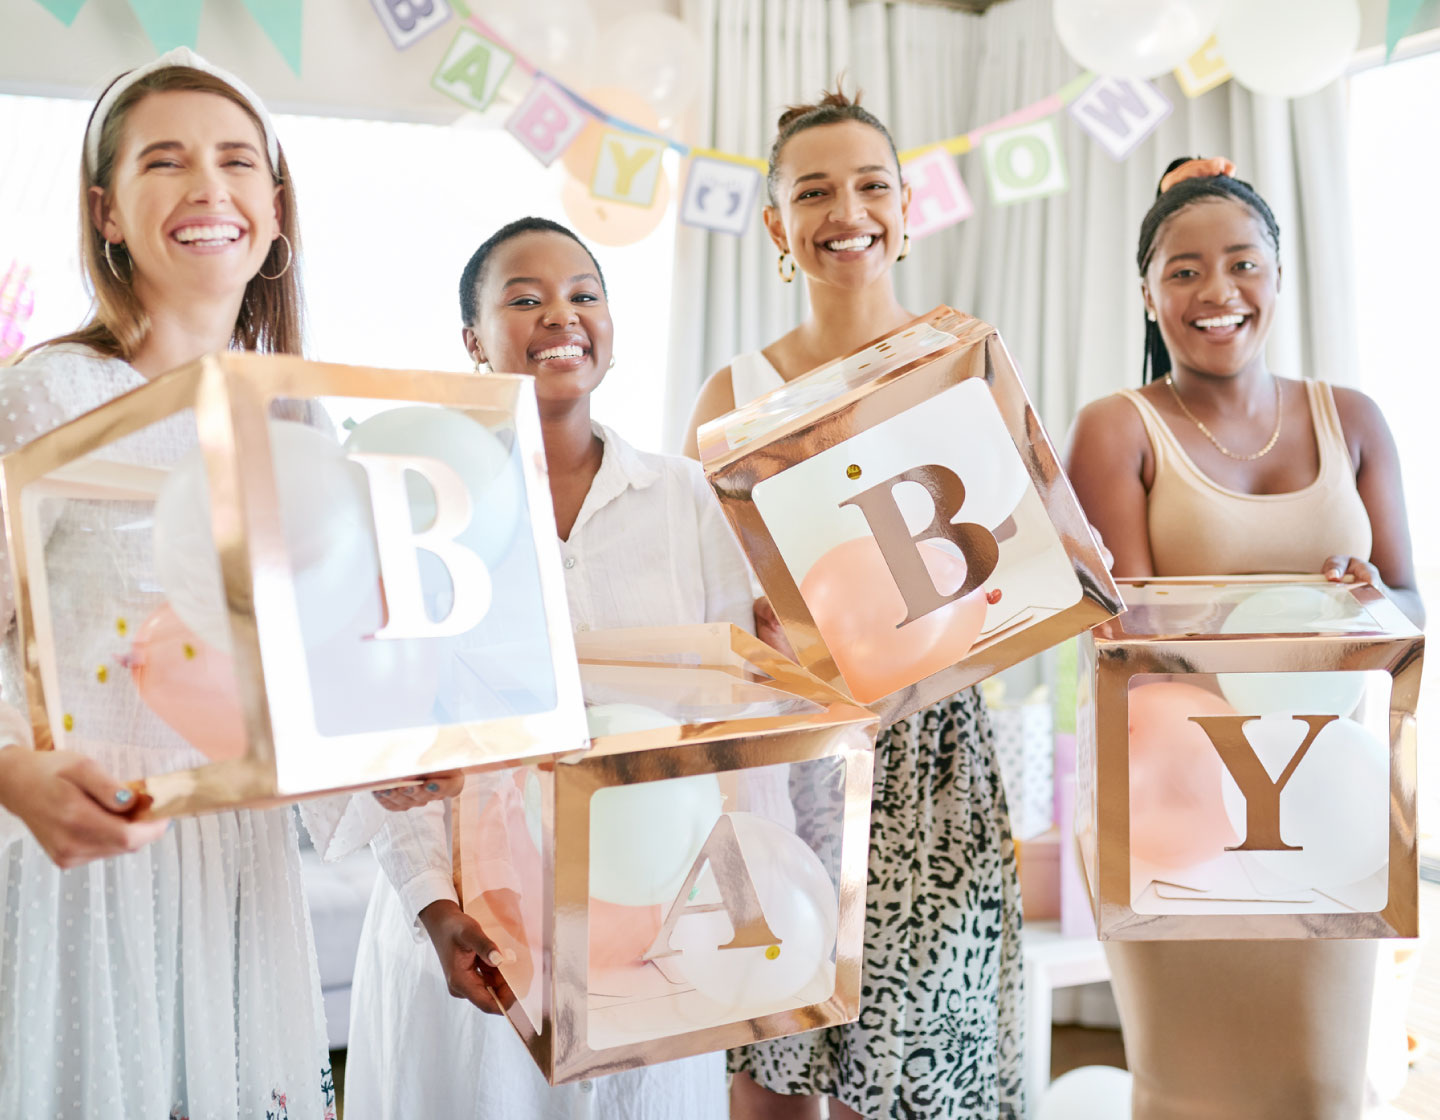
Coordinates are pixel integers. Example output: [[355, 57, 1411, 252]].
[[1105, 939, 1379, 1120]]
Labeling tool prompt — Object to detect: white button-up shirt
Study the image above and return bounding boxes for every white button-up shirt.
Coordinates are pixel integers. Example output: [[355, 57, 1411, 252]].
[[342, 424, 753, 1120]]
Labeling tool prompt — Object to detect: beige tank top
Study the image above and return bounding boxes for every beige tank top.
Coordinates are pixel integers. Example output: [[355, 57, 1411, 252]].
[[1119, 381, 1371, 577]]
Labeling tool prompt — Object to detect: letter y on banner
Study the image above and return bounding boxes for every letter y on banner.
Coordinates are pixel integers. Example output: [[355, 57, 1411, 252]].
[[591, 131, 667, 207]]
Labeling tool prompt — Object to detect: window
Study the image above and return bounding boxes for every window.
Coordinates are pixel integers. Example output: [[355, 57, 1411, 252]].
[[0, 97, 676, 451]]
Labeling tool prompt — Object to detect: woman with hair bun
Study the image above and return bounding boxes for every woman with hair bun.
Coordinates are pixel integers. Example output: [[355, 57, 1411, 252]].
[[1065, 156, 1422, 1118], [0, 48, 336, 1119], [686, 86, 1024, 1120]]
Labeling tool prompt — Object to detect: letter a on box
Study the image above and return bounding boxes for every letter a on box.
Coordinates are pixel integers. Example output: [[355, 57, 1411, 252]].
[[1068, 77, 1172, 161], [900, 149, 974, 239], [590, 131, 667, 207], [981, 118, 1068, 207], [505, 77, 587, 166], [432, 26, 513, 113]]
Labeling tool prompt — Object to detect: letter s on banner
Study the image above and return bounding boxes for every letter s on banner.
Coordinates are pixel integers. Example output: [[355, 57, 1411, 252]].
[[349, 453, 492, 639]]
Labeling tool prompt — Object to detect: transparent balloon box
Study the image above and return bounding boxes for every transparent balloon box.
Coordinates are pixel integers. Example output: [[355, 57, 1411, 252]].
[[697, 306, 1122, 724], [453, 623, 879, 1085], [1077, 577, 1424, 940], [0, 352, 587, 817]]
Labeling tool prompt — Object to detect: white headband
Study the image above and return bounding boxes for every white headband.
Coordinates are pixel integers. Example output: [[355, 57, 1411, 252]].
[[85, 47, 280, 178]]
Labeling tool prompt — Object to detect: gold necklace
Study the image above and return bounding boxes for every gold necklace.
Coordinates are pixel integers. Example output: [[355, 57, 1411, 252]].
[[1165, 375, 1283, 461]]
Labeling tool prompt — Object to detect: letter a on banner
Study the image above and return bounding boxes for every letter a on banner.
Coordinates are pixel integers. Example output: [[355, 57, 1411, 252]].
[[1174, 36, 1232, 98], [900, 149, 974, 239], [680, 157, 762, 236], [1068, 77, 1172, 161], [431, 26, 513, 113], [590, 131, 667, 207], [505, 77, 587, 166], [371, 0, 451, 51], [981, 118, 1068, 207]]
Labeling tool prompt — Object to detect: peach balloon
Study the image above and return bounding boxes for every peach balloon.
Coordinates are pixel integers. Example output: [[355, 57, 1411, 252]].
[[1126, 681, 1240, 871], [129, 605, 247, 762], [561, 87, 660, 182], [561, 170, 672, 248], [799, 537, 990, 704]]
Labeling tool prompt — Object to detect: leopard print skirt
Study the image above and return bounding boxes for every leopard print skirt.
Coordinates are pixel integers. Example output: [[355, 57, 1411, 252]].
[[729, 688, 1025, 1119]]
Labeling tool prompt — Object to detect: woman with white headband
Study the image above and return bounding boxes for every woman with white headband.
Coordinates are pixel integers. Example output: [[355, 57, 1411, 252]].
[[0, 49, 337, 1118]]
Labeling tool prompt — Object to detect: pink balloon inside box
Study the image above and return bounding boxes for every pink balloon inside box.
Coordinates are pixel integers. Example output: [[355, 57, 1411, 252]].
[[697, 306, 1122, 724], [1077, 576, 1424, 941], [0, 352, 588, 817], [453, 623, 879, 1085]]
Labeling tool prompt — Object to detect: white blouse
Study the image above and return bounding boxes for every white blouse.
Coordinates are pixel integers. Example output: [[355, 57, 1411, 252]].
[[343, 422, 754, 1120]]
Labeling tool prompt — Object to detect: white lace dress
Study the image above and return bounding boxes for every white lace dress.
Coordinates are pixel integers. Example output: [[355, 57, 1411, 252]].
[[0, 345, 337, 1120]]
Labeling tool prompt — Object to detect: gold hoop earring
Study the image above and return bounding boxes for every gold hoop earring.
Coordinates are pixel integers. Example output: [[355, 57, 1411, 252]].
[[608, 356, 616, 370], [473, 354, 490, 373], [258, 232, 293, 281], [896, 233, 911, 262], [103, 239, 128, 283], [777, 250, 796, 283]]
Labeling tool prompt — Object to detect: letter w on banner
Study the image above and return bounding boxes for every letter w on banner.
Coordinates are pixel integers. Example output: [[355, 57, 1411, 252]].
[[1068, 76, 1172, 162], [899, 149, 974, 239], [590, 131, 667, 207]]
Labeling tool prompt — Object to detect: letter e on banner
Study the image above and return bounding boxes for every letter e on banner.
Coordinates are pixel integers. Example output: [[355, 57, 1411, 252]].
[[431, 27, 513, 113], [370, 0, 451, 50], [1068, 77, 1172, 161], [981, 118, 1068, 207], [1174, 36, 1232, 98], [680, 157, 762, 236], [350, 453, 493, 639], [900, 149, 974, 239], [590, 131, 666, 207], [505, 77, 587, 166]]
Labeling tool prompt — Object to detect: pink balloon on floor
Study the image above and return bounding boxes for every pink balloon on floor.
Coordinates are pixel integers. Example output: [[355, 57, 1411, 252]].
[[129, 605, 248, 762], [1127, 682, 1239, 871], [799, 537, 989, 703]]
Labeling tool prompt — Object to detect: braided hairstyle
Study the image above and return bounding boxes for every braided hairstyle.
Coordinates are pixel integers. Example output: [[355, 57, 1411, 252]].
[[458, 216, 606, 326], [766, 82, 901, 206], [1137, 157, 1281, 383]]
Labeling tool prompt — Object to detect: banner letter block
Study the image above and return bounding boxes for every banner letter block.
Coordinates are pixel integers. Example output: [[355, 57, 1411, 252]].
[[1068, 77, 1172, 162], [370, 0, 451, 51], [982, 118, 1068, 207], [900, 149, 974, 239], [680, 158, 762, 236], [590, 132, 667, 208], [432, 27, 513, 113], [505, 78, 588, 166], [1174, 36, 1232, 98]]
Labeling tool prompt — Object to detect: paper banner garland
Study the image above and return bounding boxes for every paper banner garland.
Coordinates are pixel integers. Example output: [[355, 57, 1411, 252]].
[[680, 157, 762, 236], [371, 0, 451, 51], [241, 0, 303, 75], [900, 148, 974, 239], [506, 77, 588, 166], [432, 25, 513, 113], [1174, 35, 1232, 97], [982, 118, 1069, 207], [1068, 77, 1172, 161], [589, 131, 667, 207]]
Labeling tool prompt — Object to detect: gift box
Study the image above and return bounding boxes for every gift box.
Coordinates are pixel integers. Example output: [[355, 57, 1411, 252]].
[[697, 306, 1121, 723], [453, 623, 879, 1085], [0, 352, 586, 817], [1076, 577, 1424, 940]]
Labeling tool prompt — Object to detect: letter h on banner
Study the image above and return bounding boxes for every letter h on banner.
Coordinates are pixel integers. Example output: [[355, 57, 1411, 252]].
[[1068, 77, 1172, 162], [899, 149, 974, 239], [506, 77, 588, 166]]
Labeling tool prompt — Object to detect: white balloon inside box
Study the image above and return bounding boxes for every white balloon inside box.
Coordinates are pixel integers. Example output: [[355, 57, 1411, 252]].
[[1077, 576, 1423, 941], [453, 623, 880, 1085], [0, 351, 588, 817], [697, 307, 1122, 724]]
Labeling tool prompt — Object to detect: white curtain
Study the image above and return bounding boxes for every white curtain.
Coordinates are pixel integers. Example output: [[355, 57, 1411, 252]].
[[664, 0, 1357, 447]]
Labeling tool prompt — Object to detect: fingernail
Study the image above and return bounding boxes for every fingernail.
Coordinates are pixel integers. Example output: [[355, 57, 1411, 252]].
[[487, 949, 505, 967], [114, 789, 133, 806], [426, 782, 440, 793]]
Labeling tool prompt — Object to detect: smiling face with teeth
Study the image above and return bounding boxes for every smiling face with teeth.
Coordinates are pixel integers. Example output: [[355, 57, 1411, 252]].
[[764, 120, 910, 292], [465, 230, 613, 408], [90, 90, 282, 309], [1143, 197, 1281, 383]]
